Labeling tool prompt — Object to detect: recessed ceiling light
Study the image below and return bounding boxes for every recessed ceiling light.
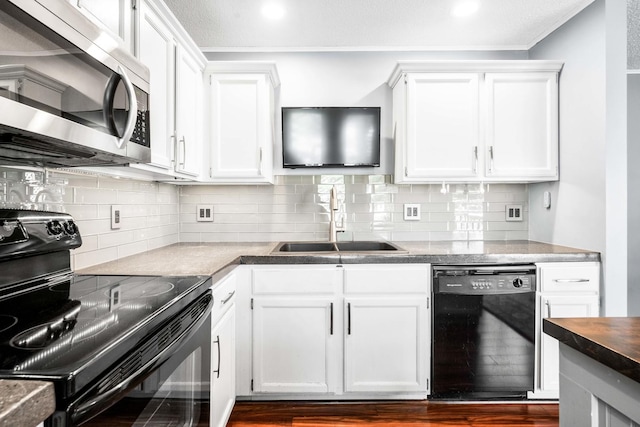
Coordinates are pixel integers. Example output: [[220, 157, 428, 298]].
[[451, 1, 479, 18], [262, 2, 286, 20]]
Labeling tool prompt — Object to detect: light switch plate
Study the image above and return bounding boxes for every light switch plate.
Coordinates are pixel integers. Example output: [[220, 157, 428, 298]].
[[403, 204, 421, 221], [197, 205, 214, 222], [111, 205, 122, 229], [505, 204, 523, 222]]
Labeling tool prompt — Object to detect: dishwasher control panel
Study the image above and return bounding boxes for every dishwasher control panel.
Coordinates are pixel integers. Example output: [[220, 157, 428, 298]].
[[433, 265, 536, 295]]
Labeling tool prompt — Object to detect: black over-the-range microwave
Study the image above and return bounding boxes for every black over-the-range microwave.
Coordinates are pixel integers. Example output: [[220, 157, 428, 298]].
[[0, 0, 151, 168]]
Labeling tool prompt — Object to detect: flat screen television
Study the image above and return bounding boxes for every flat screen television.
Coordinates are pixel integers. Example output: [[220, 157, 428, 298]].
[[282, 107, 381, 168]]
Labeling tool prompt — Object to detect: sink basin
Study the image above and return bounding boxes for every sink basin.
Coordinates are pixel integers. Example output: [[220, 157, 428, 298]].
[[275, 242, 337, 252], [272, 241, 406, 253], [335, 241, 404, 252]]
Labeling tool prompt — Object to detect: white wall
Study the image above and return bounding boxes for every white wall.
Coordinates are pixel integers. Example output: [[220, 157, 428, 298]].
[[628, 74, 640, 315], [204, 50, 526, 176], [528, 0, 628, 316]]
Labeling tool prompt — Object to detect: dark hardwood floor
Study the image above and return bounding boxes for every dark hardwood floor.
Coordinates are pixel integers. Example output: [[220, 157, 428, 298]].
[[227, 401, 559, 426]]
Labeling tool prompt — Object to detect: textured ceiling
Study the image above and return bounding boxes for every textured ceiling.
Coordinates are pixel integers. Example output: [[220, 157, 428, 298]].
[[163, 0, 595, 52]]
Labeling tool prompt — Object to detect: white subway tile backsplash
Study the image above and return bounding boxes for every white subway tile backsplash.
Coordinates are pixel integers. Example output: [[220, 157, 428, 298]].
[[178, 175, 529, 244], [0, 168, 529, 266], [0, 168, 179, 270]]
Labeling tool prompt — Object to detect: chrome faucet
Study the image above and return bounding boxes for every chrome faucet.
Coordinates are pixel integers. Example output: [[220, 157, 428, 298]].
[[329, 186, 344, 243]]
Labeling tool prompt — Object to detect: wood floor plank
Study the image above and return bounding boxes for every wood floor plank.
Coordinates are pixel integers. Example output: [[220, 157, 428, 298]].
[[227, 402, 559, 427]]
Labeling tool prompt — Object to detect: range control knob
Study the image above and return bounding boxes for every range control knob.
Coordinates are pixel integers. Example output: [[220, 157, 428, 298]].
[[46, 220, 64, 236], [513, 277, 523, 288], [63, 220, 78, 236]]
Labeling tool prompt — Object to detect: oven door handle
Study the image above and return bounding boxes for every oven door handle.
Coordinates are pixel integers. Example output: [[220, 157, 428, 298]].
[[70, 295, 212, 425]]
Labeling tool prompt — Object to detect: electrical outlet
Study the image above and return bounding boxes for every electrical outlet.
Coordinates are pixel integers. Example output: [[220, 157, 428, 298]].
[[505, 204, 523, 222], [196, 205, 214, 222], [403, 204, 421, 221], [111, 205, 122, 229]]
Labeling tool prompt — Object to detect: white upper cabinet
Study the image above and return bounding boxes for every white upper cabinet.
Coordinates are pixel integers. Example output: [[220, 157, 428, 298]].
[[205, 62, 280, 184], [138, 0, 175, 169], [403, 73, 479, 180], [136, 0, 205, 179], [175, 45, 203, 176], [69, 0, 134, 52], [485, 72, 559, 180], [388, 61, 563, 184]]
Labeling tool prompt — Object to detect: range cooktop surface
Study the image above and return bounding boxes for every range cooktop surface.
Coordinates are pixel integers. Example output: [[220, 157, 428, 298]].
[[0, 274, 210, 390]]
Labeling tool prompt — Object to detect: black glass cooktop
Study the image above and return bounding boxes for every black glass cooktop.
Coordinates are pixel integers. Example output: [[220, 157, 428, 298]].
[[0, 273, 210, 396]]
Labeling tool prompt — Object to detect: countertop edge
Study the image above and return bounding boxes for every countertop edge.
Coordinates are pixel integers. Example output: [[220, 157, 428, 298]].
[[0, 380, 55, 427], [543, 318, 640, 384]]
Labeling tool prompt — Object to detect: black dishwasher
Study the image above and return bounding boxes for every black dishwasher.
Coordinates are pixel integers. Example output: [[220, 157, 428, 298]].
[[431, 265, 536, 400]]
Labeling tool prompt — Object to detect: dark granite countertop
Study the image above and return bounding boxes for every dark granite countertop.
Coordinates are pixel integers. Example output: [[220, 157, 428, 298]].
[[0, 380, 55, 427], [77, 240, 600, 276], [543, 317, 640, 384]]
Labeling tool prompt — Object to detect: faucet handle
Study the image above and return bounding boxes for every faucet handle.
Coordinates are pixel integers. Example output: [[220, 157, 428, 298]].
[[330, 186, 339, 211]]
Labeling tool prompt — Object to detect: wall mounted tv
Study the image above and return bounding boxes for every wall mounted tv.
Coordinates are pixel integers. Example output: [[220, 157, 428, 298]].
[[282, 107, 381, 168]]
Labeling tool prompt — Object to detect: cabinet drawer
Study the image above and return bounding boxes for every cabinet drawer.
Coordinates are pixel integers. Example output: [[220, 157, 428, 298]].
[[344, 264, 430, 294], [537, 262, 600, 293], [252, 266, 342, 294], [211, 272, 236, 324]]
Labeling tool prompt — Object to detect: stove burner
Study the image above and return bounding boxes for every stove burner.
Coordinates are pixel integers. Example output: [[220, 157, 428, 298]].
[[11, 319, 76, 349], [0, 315, 17, 333], [106, 281, 175, 299]]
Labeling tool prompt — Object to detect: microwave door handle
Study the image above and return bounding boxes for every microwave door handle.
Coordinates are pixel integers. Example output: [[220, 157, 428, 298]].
[[103, 74, 119, 137], [116, 65, 138, 149]]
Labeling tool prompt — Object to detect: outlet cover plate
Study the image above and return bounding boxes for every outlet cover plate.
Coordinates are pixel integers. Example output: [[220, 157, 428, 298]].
[[403, 204, 421, 221], [197, 205, 214, 222], [111, 205, 122, 229], [505, 204, 523, 222]]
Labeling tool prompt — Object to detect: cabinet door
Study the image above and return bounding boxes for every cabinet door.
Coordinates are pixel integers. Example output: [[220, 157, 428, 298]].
[[344, 297, 429, 393], [138, 0, 175, 169], [211, 304, 235, 427], [540, 294, 599, 391], [485, 72, 558, 180], [208, 74, 272, 181], [252, 297, 337, 394], [175, 45, 202, 176], [404, 73, 479, 180], [72, 0, 133, 51]]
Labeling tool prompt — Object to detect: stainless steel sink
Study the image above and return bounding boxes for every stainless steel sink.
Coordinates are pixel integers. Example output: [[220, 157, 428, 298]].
[[275, 242, 337, 252], [272, 241, 406, 253], [335, 241, 404, 252]]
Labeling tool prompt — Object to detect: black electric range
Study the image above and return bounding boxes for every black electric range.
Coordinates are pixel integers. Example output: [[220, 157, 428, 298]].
[[0, 209, 212, 423]]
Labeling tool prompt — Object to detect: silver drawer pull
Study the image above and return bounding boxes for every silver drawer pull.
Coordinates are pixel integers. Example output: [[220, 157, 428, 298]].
[[553, 278, 590, 283], [221, 291, 236, 305]]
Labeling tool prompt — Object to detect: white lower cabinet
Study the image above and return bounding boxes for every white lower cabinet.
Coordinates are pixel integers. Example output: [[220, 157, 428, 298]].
[[252, 297, 338, 394], [245, 264, 430, 399], [210, 273, 236, 427], [533, 262, 600, 399], [344, 297, 429, 393]]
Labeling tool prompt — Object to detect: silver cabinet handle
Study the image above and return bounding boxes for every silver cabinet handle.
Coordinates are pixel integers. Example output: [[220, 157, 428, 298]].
[[488, 146, 494, 173], [545, 300, 551, 318], [553, 278, 590, 283], [473, 146, 478, 173], [213, 335, 221, 378], [258, 147, 263, 175], [347, 302, 351, 335], [221, 291, 235, 305], [178, 136, 186, 168]]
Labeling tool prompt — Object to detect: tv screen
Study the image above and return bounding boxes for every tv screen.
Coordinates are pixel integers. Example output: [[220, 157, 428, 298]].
[[282, 107, 381, 168]]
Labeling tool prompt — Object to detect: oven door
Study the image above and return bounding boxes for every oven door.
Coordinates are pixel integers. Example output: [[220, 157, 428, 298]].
[[60, 293, 212, 427]]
